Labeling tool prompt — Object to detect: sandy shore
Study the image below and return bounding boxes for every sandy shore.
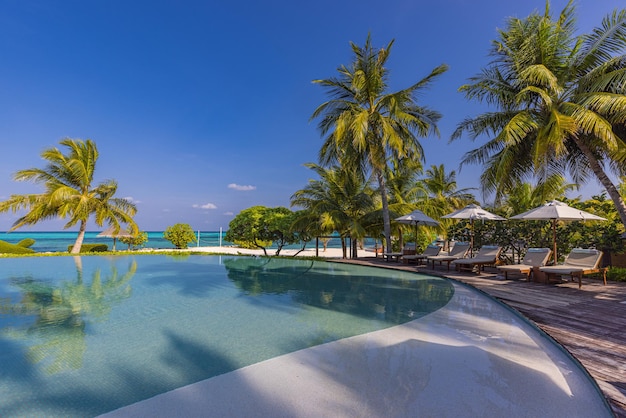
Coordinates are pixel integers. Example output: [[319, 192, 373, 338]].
[[146, 245, 348, 258]]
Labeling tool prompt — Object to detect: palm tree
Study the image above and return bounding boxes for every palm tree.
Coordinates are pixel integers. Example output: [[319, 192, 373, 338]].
[[291, 163, 376, 258], [417, 164, 476, 222], [452, 1, 626, 229], [0, 138, 138, 253], [311, 34, 448, 252], [501, 174, 578, 215]]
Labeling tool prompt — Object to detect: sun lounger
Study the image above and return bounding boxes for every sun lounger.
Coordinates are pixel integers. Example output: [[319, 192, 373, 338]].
[[452, 245, 502, 274], [383, 244, 415, 262], [426, 242, 470, 271], [539, 248, 606, 289], [496, 248, 552, 281], [402, 245, 442, 265]]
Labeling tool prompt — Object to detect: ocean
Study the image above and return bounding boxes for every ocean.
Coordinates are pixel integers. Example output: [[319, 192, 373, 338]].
[[0, 231, 228, 252], [0, 231, 356, 253]]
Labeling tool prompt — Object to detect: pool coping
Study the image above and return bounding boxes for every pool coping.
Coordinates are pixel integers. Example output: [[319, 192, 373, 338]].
[[335, 256, 626, 417]]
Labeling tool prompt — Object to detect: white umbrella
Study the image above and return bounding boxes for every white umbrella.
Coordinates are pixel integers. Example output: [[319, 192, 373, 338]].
[[395, 209, 440, 249], [510, 200, 606, 264], [442, 204, 506, 254]]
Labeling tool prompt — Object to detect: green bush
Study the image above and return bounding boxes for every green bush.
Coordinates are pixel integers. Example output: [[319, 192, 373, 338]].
[[118, 231, 148, 250], [607, 267, 626, 282], [163, 223, 196, 249], [67, 243, 108, 253], [0, 240, 35, 254], [17, 238, 36, 248]]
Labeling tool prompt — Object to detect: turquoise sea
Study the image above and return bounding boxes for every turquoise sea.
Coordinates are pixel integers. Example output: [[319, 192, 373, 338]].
[[0, 231, 228, 252], [0, 231, 355, 253]]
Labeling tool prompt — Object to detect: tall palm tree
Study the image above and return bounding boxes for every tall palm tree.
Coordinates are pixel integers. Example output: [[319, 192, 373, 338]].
[[0, 139, 138, 253], [452, 1, 626, 229], [291, 163, 376, 258], [311, 34, 448, 251]]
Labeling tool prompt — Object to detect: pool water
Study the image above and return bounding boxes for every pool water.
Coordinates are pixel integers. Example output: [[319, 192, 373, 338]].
[[0, 255, 456, 417]]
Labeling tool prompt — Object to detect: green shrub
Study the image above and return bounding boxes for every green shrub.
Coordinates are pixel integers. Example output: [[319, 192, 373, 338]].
[[118, 231, 148, 250], [67, 243, 108, 253], [163, 223, 196, 249], [607, 267, 626, 282], [0, 240, 35, 254], [17, 238, 36, 248]]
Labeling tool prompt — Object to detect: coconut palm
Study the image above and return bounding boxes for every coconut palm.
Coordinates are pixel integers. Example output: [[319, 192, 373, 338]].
[[291, 163, 376, 258], [452, 1, 626, 229], [0, 138, 138, 253], [311, 34, 448, 252], [416, 164, 476, 220], [501, 174, 578, 215]]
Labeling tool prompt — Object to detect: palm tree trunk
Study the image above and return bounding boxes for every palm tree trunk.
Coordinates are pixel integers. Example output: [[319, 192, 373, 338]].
[[376, 169, 393, 252], [71, 220, 87, 254], [572, 137, 626, 229]]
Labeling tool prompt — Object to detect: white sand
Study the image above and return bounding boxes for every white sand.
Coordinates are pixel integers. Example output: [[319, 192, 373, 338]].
[[155, 246, 348, 258]]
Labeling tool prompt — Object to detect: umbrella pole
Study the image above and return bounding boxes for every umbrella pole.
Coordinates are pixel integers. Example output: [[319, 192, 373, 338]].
[[470, 219, 474, 256], [552, 219, 557, 265]]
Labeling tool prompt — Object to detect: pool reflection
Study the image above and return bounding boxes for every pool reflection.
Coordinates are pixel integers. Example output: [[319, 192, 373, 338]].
[[0, 258, 137, 374], [223, 257, 454, 324]]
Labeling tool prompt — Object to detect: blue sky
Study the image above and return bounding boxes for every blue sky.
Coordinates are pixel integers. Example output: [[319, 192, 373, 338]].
[[0, 0, 623, 232]]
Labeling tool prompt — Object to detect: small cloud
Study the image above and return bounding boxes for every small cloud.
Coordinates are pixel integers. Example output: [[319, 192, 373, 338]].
[[223, 211, 234, 216], [162, 208, 171, 212], [228, 183, 256, 191], [193, 203, 217, 210], [124, 196, 141, 204]]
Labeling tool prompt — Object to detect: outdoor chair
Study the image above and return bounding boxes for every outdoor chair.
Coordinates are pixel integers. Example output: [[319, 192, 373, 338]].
[[496, 248, 552, 281], [452, 245, 502, 274], [426, 242, 470, 271], [539, 248, 606, 289], [402, 245, 441, 265], [383, 243, 415, 262]]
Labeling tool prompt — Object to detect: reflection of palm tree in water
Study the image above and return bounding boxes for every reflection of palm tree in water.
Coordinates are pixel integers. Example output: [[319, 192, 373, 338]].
[[1, 258, 137, 374]]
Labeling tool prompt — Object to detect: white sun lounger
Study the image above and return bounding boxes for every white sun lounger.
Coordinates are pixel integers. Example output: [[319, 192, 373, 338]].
[[539, 248, 606, 289], [402, 245, 441, 265], [452, 245, 502, 274], [497, 248, 552, 281], [427, 242, 470, 271]]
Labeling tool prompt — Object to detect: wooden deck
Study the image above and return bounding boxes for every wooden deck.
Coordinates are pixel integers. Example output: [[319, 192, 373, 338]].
[[334, 256, 626, 417]]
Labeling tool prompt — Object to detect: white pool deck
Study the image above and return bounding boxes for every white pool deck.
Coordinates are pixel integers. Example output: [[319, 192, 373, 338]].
[[100, 280, 611, 417]]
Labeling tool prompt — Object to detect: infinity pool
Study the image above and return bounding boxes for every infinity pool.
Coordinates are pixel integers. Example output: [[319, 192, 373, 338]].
[[0, 255, 612, 417]]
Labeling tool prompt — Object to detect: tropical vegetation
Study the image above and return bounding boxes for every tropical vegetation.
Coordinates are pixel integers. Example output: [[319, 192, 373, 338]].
[[0, 139, 138, 254], [163, 223, 197, 249], [311, 34, 448, 253], [118, 231, 149, 250], [0, 239, 36, 254], [224, 206, 301, 256], [290, 163, 377, 258], [452, 1, 626, 230]]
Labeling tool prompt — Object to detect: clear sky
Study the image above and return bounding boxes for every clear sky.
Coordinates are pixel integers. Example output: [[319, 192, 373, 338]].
[[0, 0, 623, 232]]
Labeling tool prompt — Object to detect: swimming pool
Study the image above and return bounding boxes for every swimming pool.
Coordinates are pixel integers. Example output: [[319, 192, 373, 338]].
[[0, 255, 612, 417]]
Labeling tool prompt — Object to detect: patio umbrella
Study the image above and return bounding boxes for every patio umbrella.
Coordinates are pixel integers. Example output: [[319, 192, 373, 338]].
[[442, 204, 506, 254], [97, 226, 134, 251], [510, 200, 606, 264], [395, 209, 440, 249]]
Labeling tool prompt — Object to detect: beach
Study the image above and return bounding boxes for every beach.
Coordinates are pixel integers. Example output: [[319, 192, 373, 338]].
[[174, 245, 346, 258]]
